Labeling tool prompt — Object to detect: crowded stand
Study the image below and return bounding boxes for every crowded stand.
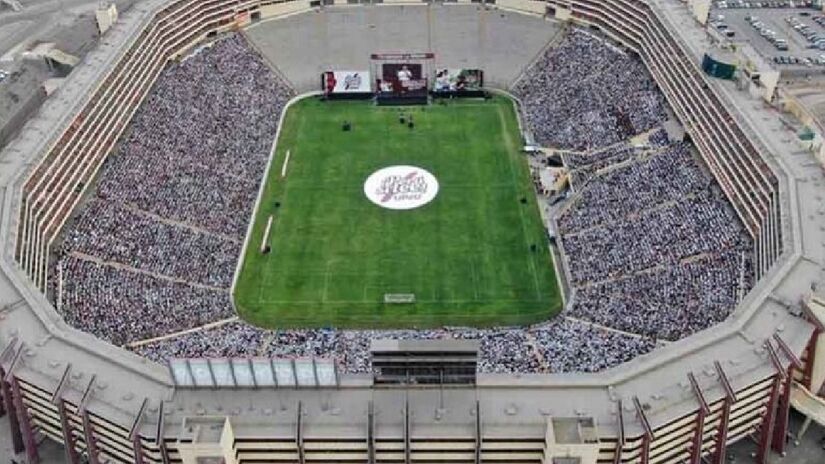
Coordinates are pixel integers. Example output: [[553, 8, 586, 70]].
[[559, 143, 711, 232], [51, 29, 750, 376], [563, 143, 640, 190], [512, 30, 668, 151], [95, 35, 293, 238], [562, 189, 749, 285], [532, 320, 656, 373], [132, 321, 655, 374], [568, 252, 744, 340], [53, 34, 292, 344], [59, 257, 234, 346], [558, 139, 752, 341], [647, 128, 670, 148], [61, 199, 239, 288]]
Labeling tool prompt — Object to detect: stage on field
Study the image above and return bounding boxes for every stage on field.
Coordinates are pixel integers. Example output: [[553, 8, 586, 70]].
[[234, 96, 561, 329]]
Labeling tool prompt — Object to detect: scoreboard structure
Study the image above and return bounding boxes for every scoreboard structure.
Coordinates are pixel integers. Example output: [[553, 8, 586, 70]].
[[371, 52, 434, 105], [370, 339, 479, 385]]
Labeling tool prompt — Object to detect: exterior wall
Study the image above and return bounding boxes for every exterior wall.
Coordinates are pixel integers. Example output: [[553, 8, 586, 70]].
[[4, 367, 791, 464]]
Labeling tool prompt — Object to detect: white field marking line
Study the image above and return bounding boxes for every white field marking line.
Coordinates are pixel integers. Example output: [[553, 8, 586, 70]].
[[257, 145, 297, 305], [232, 92, 320, 312], [497, 106, 542, 301], [125, 317, 239, 348], [260, 215, 274, 253], [281, 149, 291, 178], [284, 182, 515, 190], [258, 297, 545, 305]]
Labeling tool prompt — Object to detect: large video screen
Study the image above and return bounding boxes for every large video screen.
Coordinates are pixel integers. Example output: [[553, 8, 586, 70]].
[[378, 63, 427, 94], [322, 71, 371, 94], [433, 69, 484, 92]]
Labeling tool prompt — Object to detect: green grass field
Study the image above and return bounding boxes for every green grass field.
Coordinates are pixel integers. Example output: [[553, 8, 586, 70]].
[[234, 96, 561, 328]]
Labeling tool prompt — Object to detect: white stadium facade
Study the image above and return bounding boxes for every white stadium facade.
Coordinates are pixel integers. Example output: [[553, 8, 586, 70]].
[[0, 0, 824, 464]]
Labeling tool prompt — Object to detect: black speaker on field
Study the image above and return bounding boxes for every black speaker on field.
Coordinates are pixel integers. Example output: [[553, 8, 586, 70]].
[[342, 121, 351, 131], [399, 115, 406, 124], [408, 121, 414, 129], [530, 244, 537, 252], [274, 201, 281, 208], [520, 197, 528, 204], [262, 245, 271, 254]]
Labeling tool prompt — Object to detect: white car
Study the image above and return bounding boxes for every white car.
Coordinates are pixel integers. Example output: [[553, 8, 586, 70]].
[[0, 70, 8, 83]]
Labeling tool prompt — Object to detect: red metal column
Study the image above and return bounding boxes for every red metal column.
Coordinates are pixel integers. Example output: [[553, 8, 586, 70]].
[[690, 405, 707, 464], [57, 399, 80, 464], [0, 340, 17, 420], [79, 375, 100, 464], [0, 369, 23, 454], [633, 397, 653, 464], [802, 330, 819, 390], [0, 376, 5, 418], [640, 432, 650, 464], [756, 374, 782, 464], [769, 336, 802, 456], [10, 377, 40, 464], [613, 400, 625, 464], [133, 434, 145, 464], [156, 401, 171, 464], [81, 408, 101, 464], [712, 397, 731, 464], [771, 370, 792, 456], [159, 439, 170, 464], [688, 373, 709, 464], [712, 361, 736, 464], [129, 398, 148, 464]]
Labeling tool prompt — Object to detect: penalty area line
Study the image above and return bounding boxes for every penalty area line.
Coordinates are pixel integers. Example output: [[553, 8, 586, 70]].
[[281, 149, 291, 178]]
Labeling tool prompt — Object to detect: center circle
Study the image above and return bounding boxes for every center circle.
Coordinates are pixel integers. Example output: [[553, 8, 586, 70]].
[[363, 165, 439, 210]]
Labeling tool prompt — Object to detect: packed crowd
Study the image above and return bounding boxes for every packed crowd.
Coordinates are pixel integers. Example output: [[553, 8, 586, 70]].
[[96, 35, 293, 238], [512, 29, 668, 151], [59, 257, 234, 346], [558, 139, 753, 341], [647, 128, 670, 148], [133, 320, 656, 374], [53, 34, 293, 344], [51, 29, 750, 375], [559, 143, 711, 232], [563, 143, 640, 189], [61, 200, 239, 288]]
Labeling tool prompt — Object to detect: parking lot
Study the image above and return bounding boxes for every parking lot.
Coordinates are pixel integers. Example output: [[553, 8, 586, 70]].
[[711, 6, 825, 70]]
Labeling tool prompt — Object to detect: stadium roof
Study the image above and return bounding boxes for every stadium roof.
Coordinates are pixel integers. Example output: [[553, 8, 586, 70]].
[[0, 0, 821, 442]]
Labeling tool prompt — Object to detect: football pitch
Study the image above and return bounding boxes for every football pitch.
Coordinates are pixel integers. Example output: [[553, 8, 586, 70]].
[[234, 96, 561, 329]]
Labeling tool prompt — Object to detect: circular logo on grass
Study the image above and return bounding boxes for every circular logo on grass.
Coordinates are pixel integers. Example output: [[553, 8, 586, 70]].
[[364, 165, 439, 210]]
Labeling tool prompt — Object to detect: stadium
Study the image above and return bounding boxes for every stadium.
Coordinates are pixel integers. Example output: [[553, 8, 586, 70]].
[[0, 0, 824, 463]]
